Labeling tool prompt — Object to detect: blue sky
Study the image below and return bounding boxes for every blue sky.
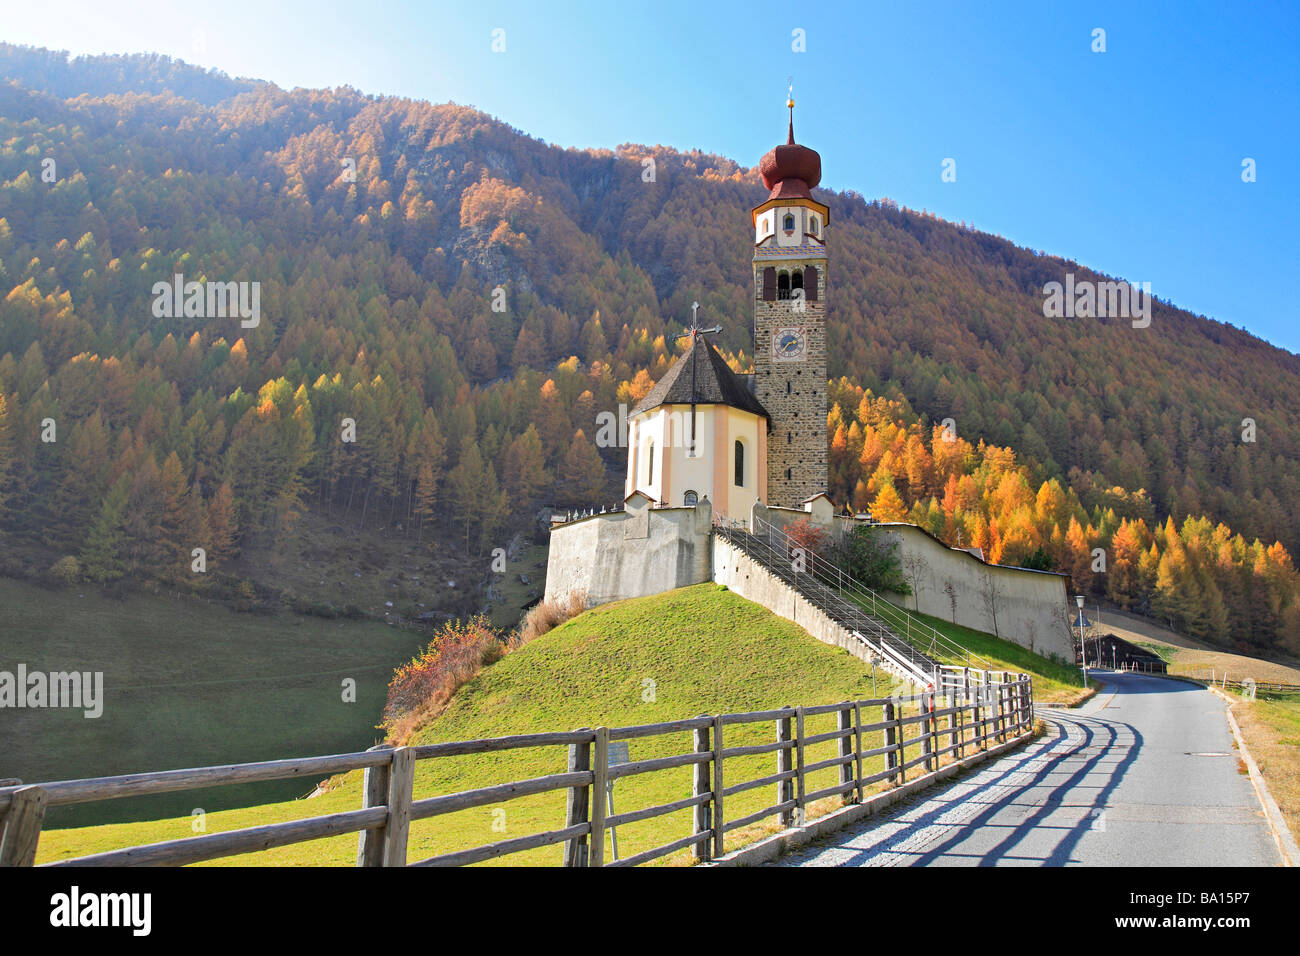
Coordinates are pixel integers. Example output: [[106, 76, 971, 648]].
[[5, 0, 1298, 351]]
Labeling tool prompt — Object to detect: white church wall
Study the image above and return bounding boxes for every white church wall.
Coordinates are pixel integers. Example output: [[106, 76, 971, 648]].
[[544, 499, 714, 608], [626, 404, 763, 518], [872, 524, 1073, 662], [749, 505, 1072, 662]]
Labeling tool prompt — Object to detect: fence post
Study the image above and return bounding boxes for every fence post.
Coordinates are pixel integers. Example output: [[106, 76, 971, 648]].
[[692, 717, 712, 862], [563, 730, 593, 867], [837, 706, 855, 802], [794, 706, 807, 826], [777, 710, 795, 827], [883, 701, 900, 784], [949, 691, 960, 760], [356, 744, 393, 867], [853, 702, 865, 804], [589, 727, 610, 867], [995, 682, 1006, 743], [711, 716, 726, 859], [381, 747, 415, 867], [0, 786, 47, 867], [962, 670, 972, 757], [923, 690, 936, 774]]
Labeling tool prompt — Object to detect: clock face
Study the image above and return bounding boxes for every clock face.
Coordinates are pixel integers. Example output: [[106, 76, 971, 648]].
[[772, 327, 807, 363]]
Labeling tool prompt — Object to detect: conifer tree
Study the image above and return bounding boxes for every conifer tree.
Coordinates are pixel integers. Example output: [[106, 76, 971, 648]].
[[558, 429, 607, 508], [870, 479, 907, 523], [0, 392, 14, 530], [81, 475, 130, 583], [207, 481, 239, 566]]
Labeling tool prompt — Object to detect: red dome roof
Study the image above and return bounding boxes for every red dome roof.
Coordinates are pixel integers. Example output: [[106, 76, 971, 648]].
[[758, 118, 821, 192]]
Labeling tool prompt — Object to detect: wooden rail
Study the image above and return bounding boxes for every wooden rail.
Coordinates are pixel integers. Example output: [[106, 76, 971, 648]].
[[0, 672, 1033, 868]]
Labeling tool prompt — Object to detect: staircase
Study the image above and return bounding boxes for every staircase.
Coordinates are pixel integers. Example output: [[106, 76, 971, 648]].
[[714, 517, 991, 687]]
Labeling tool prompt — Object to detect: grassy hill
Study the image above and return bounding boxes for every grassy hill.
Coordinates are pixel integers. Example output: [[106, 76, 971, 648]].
[[36, 583, 1081, 866]]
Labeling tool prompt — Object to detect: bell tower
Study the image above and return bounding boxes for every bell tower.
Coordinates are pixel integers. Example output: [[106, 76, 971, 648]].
[[752, 94, 829, 508]]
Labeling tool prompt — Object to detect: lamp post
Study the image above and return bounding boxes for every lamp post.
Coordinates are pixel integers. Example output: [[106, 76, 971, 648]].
[[1076, 595, 1088, 684]]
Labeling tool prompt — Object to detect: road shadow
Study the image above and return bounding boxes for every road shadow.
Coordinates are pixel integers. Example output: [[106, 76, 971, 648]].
[[812, 710, 1142, 867]]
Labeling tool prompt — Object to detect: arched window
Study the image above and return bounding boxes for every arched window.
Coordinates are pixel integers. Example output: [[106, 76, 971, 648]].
[[791, 271, 803, 293], [777, 271, 791, 300], [786, 381, 792, 395], [646, 440, 654, 485], [809, 215, 819, 236], [786, 468, 792, 481], [783, 213, 795, 232], [684, 490, 698, 507], [734, 440, 745, 487]]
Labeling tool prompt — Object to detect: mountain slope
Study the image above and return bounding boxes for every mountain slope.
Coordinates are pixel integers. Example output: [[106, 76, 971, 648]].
[[0, 45, 1294, 654]]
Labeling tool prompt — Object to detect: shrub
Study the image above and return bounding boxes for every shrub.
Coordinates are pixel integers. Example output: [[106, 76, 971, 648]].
[[840, 524, 912, 595], [381, 592, 589, 744], [382, 614, 506, 742], [291, 598, 341, 618], [49, 556, 81, 585], [785, 517, 830, 572], [513, 591, 587, 647]]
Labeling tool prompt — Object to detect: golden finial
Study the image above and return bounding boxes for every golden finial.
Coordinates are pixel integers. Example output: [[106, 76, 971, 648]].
[[787, 77, 794, 110]]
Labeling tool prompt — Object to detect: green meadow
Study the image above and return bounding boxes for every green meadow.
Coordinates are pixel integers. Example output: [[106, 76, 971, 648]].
[[0, 576, 421, 827], [34, 582, 1078, 865]]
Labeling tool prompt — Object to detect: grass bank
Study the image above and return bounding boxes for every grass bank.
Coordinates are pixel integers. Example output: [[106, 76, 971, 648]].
[[1229, 689, 1300, 842]]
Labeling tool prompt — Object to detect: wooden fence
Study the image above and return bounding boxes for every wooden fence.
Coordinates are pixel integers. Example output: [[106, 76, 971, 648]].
[[0, 672, 1033, 868], [1170, 669, 1300, 694]]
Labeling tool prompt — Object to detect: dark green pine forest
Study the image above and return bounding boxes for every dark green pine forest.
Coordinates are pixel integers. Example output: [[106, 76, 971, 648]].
[[0, 45, 1296, 655]]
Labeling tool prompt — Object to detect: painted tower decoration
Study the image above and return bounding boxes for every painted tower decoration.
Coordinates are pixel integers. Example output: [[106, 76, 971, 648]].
[[751, 94, 829, 508]]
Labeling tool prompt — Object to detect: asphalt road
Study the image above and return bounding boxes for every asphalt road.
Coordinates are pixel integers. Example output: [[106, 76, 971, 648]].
[[775, 671, 1280, 866]]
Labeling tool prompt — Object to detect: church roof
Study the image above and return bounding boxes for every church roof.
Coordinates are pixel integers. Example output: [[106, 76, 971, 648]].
[[630, 334, 771, 420], [758, 116, 822, 194]]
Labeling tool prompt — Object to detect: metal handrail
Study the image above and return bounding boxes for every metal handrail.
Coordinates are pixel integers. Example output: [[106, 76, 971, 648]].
[[749, 516, 994, 670], [713, 518, 937, 685], [713, 515, 999, 688]]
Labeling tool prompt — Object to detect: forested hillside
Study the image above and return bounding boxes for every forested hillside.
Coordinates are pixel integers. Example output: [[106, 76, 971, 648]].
[[0, 44, 1295, 654]]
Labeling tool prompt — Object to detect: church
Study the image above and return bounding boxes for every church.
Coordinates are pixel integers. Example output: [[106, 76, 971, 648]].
[[544, 99, 1073, 667], [624, 98, 831, 516]]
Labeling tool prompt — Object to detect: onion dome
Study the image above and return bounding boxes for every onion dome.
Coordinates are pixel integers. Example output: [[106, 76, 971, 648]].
[[758, 98, 821, 199]]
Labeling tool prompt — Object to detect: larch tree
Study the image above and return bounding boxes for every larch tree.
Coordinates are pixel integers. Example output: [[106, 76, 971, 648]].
[[869, 479, 907, 523]]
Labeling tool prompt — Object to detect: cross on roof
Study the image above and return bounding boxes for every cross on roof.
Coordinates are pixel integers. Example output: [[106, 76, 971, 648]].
[[677, 301, 722, 339]]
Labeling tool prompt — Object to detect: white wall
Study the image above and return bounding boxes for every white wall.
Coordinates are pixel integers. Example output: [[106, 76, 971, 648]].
[[753, 505, 1073, 662], [544, 498, 714, 607], [625, 404, 764, 520]]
